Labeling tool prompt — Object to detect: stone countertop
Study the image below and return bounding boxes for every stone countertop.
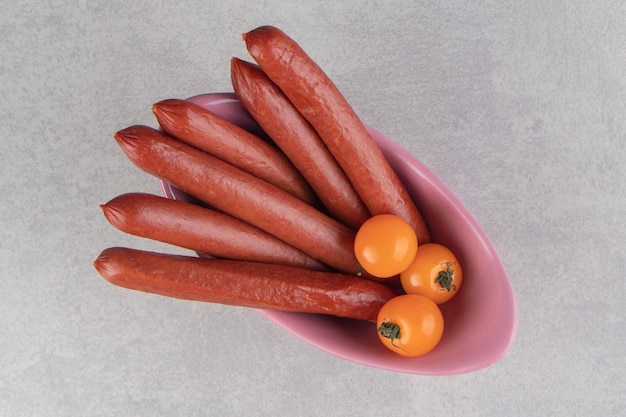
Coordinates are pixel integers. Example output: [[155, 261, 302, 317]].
[[1, 1, 624, 416]]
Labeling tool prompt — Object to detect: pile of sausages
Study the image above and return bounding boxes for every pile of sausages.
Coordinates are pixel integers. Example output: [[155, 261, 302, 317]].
[[94, 26, 431, 322]]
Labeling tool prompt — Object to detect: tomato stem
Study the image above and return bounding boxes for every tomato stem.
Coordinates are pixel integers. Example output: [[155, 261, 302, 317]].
[[377, 321, 407, 352], [435, 262, 457, 291]]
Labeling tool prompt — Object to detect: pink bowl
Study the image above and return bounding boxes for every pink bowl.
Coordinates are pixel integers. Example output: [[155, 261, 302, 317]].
[[161, 93, 517, 375]]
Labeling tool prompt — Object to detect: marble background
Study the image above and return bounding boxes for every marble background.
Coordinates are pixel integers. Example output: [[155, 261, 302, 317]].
[[1, 1, 624, 416]]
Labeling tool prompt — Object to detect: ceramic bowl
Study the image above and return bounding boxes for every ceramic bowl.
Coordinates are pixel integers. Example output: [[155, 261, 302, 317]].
[[161, 93, 517, 375]]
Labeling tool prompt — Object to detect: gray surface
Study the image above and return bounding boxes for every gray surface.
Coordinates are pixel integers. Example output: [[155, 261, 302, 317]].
[[2, 1, 624, 416]]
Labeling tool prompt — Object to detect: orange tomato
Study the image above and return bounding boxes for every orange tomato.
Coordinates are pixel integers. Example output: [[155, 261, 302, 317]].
[[400, 243, 462, 304], [376, 294, 444, 357], [353, 214, 418, 278]]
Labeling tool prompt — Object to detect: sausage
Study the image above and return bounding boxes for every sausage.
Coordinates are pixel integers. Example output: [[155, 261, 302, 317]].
[[101, 192, 328, 271], [113, 125, 361, 275], [94, 247, 398, 321], [152, 98, 319, 207], [230, 57, 370, 230], [242, 25, 431, 243]]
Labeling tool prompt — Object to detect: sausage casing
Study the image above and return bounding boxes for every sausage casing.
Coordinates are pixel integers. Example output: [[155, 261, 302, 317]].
[[94, 247, 397, 321], [113, 125, 361, 275], [231, 57, 370, 230], [101, 192, 327, 270], [243, 25, 431, 243], [153, 98, 319, 206]]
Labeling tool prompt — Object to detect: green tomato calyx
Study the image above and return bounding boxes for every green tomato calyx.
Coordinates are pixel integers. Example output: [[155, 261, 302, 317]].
[[435, 262, 457, 292], [378, 320, 407, 352]]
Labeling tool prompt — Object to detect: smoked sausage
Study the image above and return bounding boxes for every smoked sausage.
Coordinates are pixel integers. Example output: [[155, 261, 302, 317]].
[[94, 247, 398, 321], [101, 192, 327, 271], [242, 25, 431, 243], [230, 57, 370, 230], [113, 125, 361, 275], [152, 98, 319, 206]]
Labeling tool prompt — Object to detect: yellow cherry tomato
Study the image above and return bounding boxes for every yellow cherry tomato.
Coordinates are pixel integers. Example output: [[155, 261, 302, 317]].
[[400, 243, 463, 304], [376, 294, 444, 357], [354, 214, 418, 278]]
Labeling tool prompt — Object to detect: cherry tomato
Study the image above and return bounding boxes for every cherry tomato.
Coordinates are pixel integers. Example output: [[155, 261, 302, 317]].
[[376, 294, 444, 357], [354, 214, 418, 278], [400, 243, 463, 304]]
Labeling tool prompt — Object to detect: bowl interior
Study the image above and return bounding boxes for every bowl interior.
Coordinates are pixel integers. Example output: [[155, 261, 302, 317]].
[[161, 93, 517, 375]]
